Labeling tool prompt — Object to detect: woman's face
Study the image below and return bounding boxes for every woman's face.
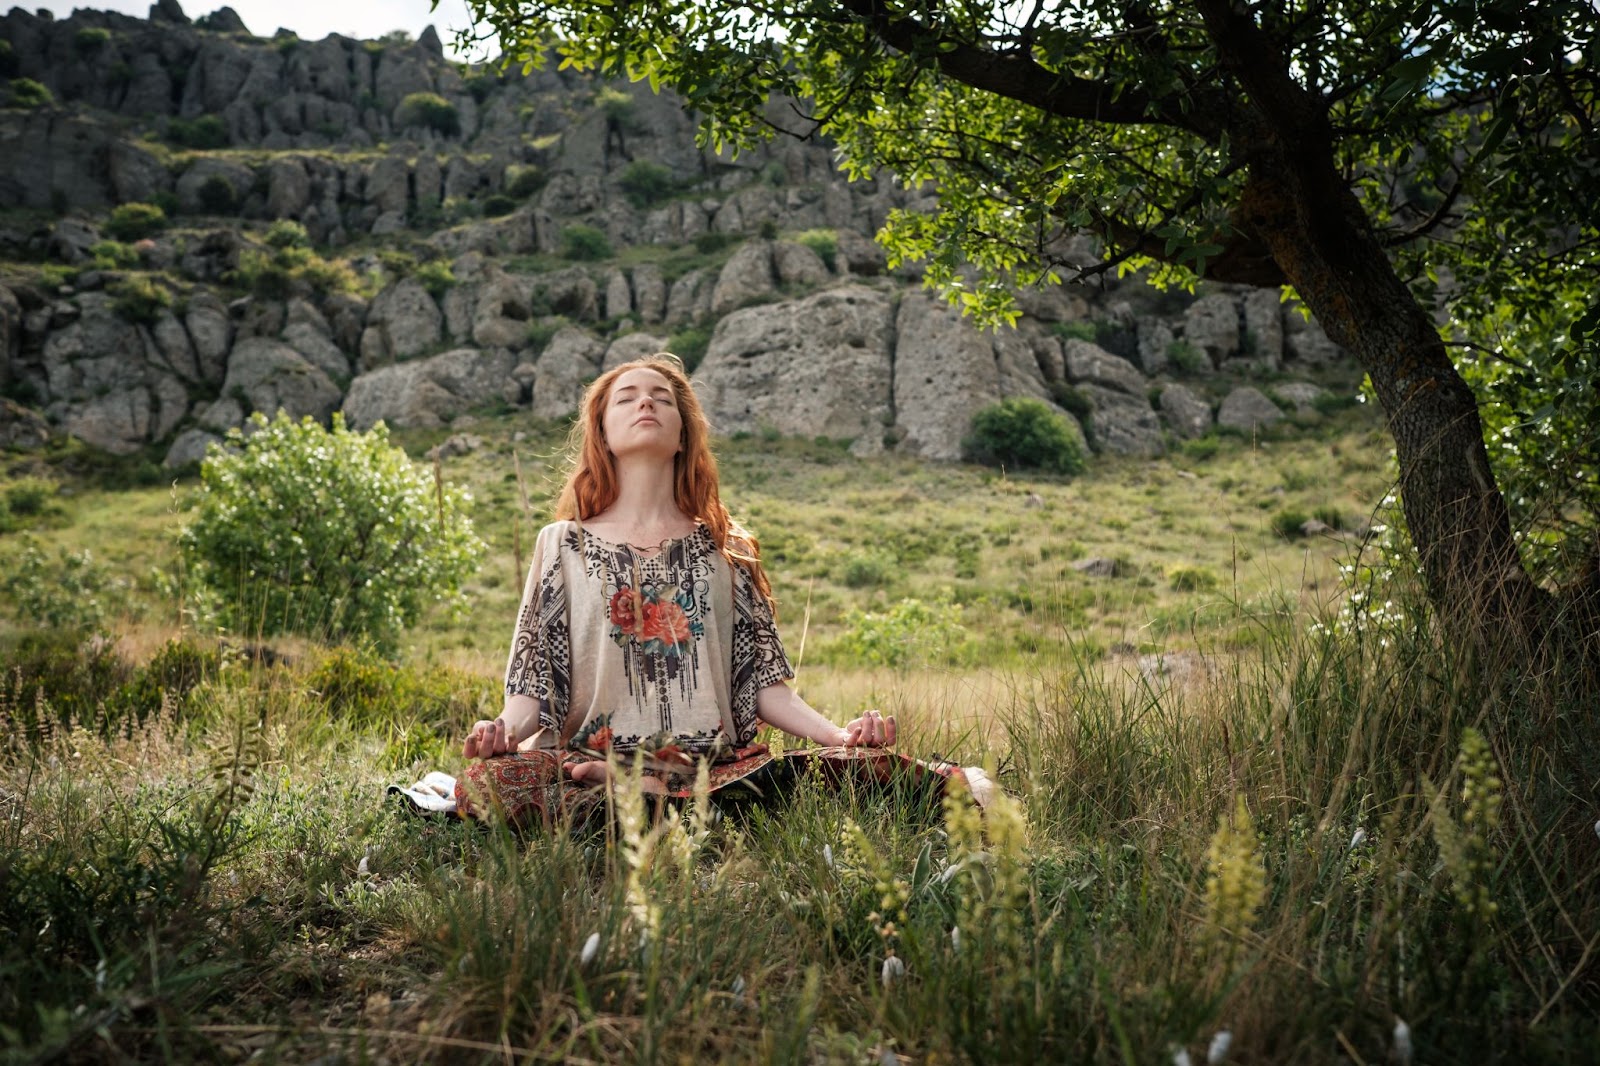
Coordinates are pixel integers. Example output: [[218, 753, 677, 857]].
[[601, 366, 684, 461]]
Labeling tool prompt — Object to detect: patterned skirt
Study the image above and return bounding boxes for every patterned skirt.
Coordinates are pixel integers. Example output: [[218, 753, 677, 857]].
[[452, 745, 991, 832]]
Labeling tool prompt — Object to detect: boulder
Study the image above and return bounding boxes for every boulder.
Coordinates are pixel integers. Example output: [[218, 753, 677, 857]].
[[1284, 306, 1343, 364], [1135, 317, 1173, 375], [603, 268, 632, 319], [41, 294, 148, 402], [1272, 381, 1324, 413], [162, 428, 221, 469], [471, 273, 531, 350], [1183, 293, 1239, 365], [365, 155, 410, 215], [59, 390, 157, 455], [150, 310, 200, 382], [603, 332, 670, 372], [361, 277, 442, 366], [184, 292, 232, 385], [664, 270, 707, 326], [282, 322, 351, 383], [108, 141, 172, 205], [1217, 386, 1285, 432], [834, 229, 886, 275], [632, 264, 666, 324], [1241, 288, 1284, 369], [772, 241, 830, 287], [0, 398, 51, 450], [892, 293, 999, 460], [710, 241, 776, 315], [1158, 383, 1213, 439], [695, 285, 894, 453], [1081, 384, 1163, 457], [266, 157, 312, 219], [1062, 338, 1147, 395], [176, 158, 254, 215], [0, 284, 19, 382], [49, 218, 101, 265], [530, 328, 605, 419], [222, 337, 343, 423], [343, 347, 518, 430]]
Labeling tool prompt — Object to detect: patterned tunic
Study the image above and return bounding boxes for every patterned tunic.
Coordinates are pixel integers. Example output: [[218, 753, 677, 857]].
[[503, 520, 793, 756]]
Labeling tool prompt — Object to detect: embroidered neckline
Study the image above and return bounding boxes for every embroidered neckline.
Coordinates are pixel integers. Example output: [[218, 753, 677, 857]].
[[574, 520, 710, 559]]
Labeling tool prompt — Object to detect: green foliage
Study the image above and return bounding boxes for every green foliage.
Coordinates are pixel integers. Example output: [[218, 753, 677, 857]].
[[264, 219, 310, 248], [1167, 564, 1219, 592], [666, 324, 712, 373], [504, 163, 547, 199], [560, 223, 612, 261], [1313, 506, 1347, 531], [232, 244, 359, 300], [397, 91, 461, 137], [6, 76, 51, 108], [617, 159, 678, 209], [1167, 340, 1210, 374], [197, 174, 238, 214], [832, 595, 965, 668], [693, 231, 733, 255], [89, 239, 140, 269], [838, 548, 895, 589], [1, 537, 133, 633], [1052, 320, 1098, 343], [73, 26, 112, 53], [964, 397, 1086, 475], [180, 412, 485, 650], [792, 228, 838, 272], [104, 201, 167, 241], [482, 192, 518, 217], [1271, 508, 1310, 539], [166, 113, 230, 149], [3, 477, 56, 518], [414, 258, 457, 298], [594, 85, 634, 124], [109, 273, 172, 324]]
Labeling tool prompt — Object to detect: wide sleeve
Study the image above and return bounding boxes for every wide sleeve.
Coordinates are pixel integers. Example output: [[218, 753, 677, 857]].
[[502, 522, 572, 739], [728, 554, 794, 745]]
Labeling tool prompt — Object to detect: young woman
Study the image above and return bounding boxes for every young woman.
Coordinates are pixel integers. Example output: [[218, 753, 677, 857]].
[[455, 355, 979, 827]]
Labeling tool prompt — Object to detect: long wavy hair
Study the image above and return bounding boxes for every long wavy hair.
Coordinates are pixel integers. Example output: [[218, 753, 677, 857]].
[[553, 355, 776, 611]]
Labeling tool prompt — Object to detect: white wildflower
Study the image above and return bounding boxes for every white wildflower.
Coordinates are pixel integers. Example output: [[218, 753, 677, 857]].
[[579, 932, 600, 967], [880, 953, 905, 987], [1169, 1046, 1194, 1066], [1593, 819, 1599, 843], [730, 974, 746, 1005], [1393, 1019, 1412, 1065], [823, 843, 834, 869], [1207, 1028, 1232, 1064], [950, 926, 961, 953], [356, 853, 371, 878], [1349, 827, 1367, 850]]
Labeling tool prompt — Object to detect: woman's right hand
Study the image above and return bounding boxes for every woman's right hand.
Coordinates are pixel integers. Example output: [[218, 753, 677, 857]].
[[463, 717, 513, 759]]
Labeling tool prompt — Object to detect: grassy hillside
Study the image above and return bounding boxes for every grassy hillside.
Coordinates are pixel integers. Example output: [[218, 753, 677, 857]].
[[5, 405, 1594, 1063]]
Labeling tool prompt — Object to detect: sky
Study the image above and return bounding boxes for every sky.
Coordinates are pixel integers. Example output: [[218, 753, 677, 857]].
[[31, 0, 499, 60]]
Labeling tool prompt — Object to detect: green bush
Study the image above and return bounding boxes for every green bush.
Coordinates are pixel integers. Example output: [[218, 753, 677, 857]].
[[3, 477, 56, 519], [73, 27, 112, 53], [963, 397, 1087, 475], [90, 239, 140, 269], [1167, 339, 1210, 374], [397, 92, 461, 137], [167, 113, 230, 149], [1271, 508, 1310, 539], [832, 596, 966, 668], [693, 232, 734, 255], [839, 549, 895, 589], [264, 219, 310, 248], [232, 245, 359, 300], [1052, 320, 1098, 343], [104, 201, 167, 241], [561, 224, 612, 261], [1, 538, 133, 633], [617, 160, 678, 209], [666, 324, 713, 372], [1167, 564, 1220, 592], [505, 164, 547, 199], [482, 193, 518, 217], [180, 412, 485, 650], [197, 174, 238, 214], [792, 228, 838, 272], [109, 274, 172, 324], [1312, 505, 1347, 530], [414, 259, 457, 298], [595, 85, 635, 124]]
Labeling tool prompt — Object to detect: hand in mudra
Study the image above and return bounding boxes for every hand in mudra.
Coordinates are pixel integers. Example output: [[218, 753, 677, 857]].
[[463, 717, 514, 759], [840, 709, 896, 747]]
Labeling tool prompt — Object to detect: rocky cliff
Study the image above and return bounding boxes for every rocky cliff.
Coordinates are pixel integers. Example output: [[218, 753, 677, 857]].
[[0, 1, 1350, 467]]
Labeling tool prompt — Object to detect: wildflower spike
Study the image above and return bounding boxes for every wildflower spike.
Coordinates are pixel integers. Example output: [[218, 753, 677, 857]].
[[881, 952, 906, 987], [1393, 1019, 1413, 1065], [580, 932, 600, 966], [1207, 1029, 1232, 1064], [1349, 827, 1367, 850]]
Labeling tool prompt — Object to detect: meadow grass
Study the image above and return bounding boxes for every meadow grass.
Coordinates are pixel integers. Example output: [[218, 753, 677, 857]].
[[3, 409, 1595, 1062]]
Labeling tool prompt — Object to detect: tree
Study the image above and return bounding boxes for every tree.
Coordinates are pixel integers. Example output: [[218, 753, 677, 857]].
[[181, 413, 484, 652], [464, 0, 1597, 651]]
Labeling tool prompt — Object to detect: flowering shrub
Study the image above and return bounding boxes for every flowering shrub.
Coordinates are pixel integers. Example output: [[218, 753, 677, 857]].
[[180, 412, 484, 650]]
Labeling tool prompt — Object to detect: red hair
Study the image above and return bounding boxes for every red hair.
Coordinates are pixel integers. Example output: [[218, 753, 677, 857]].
[[554, 355, 776, 611]]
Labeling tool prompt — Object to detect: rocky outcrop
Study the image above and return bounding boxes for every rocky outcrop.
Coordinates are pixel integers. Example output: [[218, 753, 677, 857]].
[[695, 285, 894, 453], [1217, 387, 1285, 433], [342, 346, 518, 430], [221, 337, 343, 425], [360, 278, 442, 366], [528, 327, 605, 419]]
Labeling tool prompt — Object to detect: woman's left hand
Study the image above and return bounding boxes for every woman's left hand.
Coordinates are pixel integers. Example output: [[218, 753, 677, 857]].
[[840, 709, 896, 748]]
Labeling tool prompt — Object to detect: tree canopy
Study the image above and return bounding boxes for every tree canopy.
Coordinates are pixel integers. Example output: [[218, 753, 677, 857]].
[[464, 0, 1598, 647]]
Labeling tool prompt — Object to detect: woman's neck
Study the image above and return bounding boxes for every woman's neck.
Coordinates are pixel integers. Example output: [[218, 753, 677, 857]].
[[593, 455, 693, 538]]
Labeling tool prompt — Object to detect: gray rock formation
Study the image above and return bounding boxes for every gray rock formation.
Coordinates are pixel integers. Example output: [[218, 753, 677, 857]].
[[361, 277, 443, 366], [1081, 385, 1163, 457], [695, 285, 894, 453], [1184, 293, 1239, 366], [1158, 383, 1213, 439], [603, 332, 670, 372], [1062, 338, 1146, 396], [710, 240, 777, 316], [342, 346, 518, 430], [222, 337, 343, 424], [1217, 386, 1285, 432], [529, 327, 605, 419]]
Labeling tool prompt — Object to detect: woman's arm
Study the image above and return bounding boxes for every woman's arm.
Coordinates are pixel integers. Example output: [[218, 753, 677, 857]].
[[465, 525, 555, 759], [756, 682, 896, 747]]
